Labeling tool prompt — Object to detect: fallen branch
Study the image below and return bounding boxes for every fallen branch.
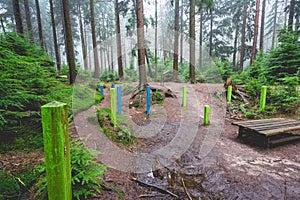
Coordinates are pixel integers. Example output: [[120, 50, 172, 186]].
[[138, 194, 156, 198], [235, 90, 249, 104], [131, 177, 179, 198], [181, 177, 193, 200]]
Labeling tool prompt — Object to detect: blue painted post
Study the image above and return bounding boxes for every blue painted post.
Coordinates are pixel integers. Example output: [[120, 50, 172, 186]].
[[100, 85, 104, 96], [146, 86, 151, 115], [111, 84, 115, 88], [117, 86, 122, 115]]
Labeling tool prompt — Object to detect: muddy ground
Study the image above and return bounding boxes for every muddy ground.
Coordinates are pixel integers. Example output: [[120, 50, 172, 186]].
[[74, 82, 300, 200]]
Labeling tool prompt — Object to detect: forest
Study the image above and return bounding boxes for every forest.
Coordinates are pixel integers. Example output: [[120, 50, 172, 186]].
[[0, 0, 299, 199]]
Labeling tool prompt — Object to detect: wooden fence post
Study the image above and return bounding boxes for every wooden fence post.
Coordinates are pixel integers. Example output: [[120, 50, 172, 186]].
[[182, 86, 187, 109], [99, 85, 104, 96], [260, 86, 267, 112], [41, 101, 72, 200], [204, 105, 210, 126], [227, 85, 232, 103], [110, 88, 117, 127], [146, 86, 151, 115], [117, 86, 122, 115]]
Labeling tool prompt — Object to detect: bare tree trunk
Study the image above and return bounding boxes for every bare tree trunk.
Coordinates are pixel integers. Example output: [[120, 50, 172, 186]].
[[136, 0, 147, 87], [50, 0, 61, 70], [199, 11, 203, 70], [145, 48, 153, 78], [172, 0, 180, 80], [240, 0, 248, 71], [189, 0, 195, 84], [271, 0, 278, 49], [288, 0, 295, 31], [250, 0, 260, 66], [62, 0, 76, 84], [114, 0, 124, 80], [24, 0, 33, 40], [1, 16, 6, 33], [35, 0, 44, 49], [13, 0, 24, 35], [107, 45, 111, 71], [90, 0, 100, 78], [100, 48, 104, 72], [111, 43, 114, 72], [154, 0, 158, 80], [233, 23, 239, 70], [180, 0, 183, 66], [78, 1, 88, 70], [259, 0, 266, 52], [209, 10, 213, 58]]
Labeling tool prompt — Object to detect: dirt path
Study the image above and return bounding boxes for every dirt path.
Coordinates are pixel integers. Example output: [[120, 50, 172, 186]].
[[74, 82, 300, 200]]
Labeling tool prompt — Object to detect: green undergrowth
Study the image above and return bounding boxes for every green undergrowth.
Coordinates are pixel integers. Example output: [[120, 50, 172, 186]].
[[96, 108, 134, 146], [34, 139, 108, 200]]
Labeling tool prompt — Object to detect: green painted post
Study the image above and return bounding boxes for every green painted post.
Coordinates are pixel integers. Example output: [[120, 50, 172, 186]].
[[204, 105, 210, 126], [110, 88, 117, 127], [41, 101, 72, 200], [227, 85, 232, 103], [260, 86, 267, 112], [182, 86, 187, 108]]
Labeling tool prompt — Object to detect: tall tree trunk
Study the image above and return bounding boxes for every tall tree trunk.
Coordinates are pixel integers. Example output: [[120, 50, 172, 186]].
[[90, 0, 100, 78], [111, 43, 114, 72], [288, 0, 295, 31], [100, 48, 104, 72], [154, 0, 158, 80], [145, 48, 153, 78], [35, 0, 44, 49], [233, 23, 239, 70], [24, 0, 33, 40], [199, 11, 203, 70], [62, 0, 76, 84], [271, 0, 278, 49], [50, 0, 61, 70], [1, 16, 6, 33], [250, 0, 260, 66], [189, 0, 195, 84], [259, 0, 266, 51], [240, 0, 248, 71], [172, 0, 180, 80], [78, 1, 88, 70], [107, 45, 111, 71], [180, 0, 183, 66], [114, 0, 124, 80], [209, 10, 213, 58], [12, 0, 24, 35], [136, 0, 147, 87]]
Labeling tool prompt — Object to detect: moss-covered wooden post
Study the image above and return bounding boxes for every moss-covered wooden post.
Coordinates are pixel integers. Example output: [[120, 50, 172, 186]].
[[41, 101, 72, 200], [110, 88, 117, 127], [260, 86, 267, 112], [227, 85, 232, 103], [203, 105, 210, 126]]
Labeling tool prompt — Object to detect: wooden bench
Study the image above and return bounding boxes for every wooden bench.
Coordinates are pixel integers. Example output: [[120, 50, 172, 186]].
[[232, 118, 300, 147]]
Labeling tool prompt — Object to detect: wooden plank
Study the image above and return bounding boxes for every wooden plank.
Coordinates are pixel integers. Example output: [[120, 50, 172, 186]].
[[259, 125, 300, 136], [244, 121, 300, 130], [232, 118, 286, 126], [269, 135, 300, 145]]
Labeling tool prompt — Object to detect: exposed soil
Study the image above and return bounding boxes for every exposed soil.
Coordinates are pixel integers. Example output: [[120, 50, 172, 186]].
[[74, 82, 300, 200]]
